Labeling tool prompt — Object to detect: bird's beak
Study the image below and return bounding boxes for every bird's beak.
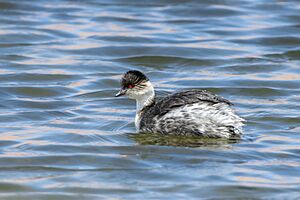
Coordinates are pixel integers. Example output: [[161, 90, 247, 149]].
[[115, 89, 127, 97]]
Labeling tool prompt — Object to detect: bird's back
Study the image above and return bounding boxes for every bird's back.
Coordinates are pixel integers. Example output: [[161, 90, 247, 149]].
[[139, 89, 244, 138]]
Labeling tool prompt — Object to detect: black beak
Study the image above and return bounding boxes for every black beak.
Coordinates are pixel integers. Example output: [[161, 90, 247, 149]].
[[115, 89, 127, 97]]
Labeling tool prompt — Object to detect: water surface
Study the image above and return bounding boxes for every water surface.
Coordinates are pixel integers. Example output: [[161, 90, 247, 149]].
[[0, 0, 300, 199]]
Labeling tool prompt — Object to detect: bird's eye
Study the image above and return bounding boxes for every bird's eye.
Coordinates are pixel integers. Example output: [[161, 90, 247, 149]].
[[127, 84, 134, 89]]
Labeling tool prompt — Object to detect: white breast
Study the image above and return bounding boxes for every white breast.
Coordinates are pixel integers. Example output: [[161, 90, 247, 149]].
[[135, 112, 142, 131]]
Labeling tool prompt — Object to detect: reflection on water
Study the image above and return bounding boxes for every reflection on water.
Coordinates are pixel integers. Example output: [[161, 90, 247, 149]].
[[129, 133, 241, 147], [0, 0, 300, 199]]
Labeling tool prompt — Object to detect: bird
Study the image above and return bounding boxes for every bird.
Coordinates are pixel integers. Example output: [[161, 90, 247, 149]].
[[115, 70, 245, 138]]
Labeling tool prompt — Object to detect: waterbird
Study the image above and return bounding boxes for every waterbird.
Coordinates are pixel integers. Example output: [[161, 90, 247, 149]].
[[115, 70, 245, 138]]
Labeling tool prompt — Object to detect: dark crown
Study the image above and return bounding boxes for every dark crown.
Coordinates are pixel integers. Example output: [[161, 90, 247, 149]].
[[121, 70, 149, 88]]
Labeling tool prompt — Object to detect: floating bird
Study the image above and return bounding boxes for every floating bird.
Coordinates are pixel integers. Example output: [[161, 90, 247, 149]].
[[116, 70, 245, 138]]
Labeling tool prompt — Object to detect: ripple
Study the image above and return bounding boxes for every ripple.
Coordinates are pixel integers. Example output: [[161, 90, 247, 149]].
[[0, 33, 55, 44], [265, 49, 300, 60], [92, 16, 143, 23], [0, 73, 80, 83], [116, 55, 219, 67], [0, 0, 300, 199], [231, 36, 300, 47], [1, 86, 76, 98], [0, 182, 32, 192], [62, 45, 245, 59]]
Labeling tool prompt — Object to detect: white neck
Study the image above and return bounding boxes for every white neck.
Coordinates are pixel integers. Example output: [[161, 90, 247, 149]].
[[136, 90, 155, 112], [131, 82, 155, 130]]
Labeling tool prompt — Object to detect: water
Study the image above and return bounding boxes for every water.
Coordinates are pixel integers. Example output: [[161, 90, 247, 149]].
[[0, 0, 300, 199]]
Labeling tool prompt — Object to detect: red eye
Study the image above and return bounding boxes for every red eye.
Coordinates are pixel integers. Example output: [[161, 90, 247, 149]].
[[127, 85, 134, 89]]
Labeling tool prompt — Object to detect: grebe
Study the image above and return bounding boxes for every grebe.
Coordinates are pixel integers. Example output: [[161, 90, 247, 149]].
[[115, 70, 245, 138]]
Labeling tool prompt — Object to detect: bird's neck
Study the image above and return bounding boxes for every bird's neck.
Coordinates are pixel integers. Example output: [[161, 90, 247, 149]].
[[134, 83, 155, 131], [136, 91, 155, 112]]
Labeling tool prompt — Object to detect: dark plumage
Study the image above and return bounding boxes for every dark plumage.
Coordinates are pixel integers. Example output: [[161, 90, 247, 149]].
[[121, 70, 149, 89], [140, 89, 231, 121]]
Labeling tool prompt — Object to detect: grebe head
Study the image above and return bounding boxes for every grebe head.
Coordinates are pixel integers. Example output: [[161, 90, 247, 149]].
[[115, 70, 154, 101]]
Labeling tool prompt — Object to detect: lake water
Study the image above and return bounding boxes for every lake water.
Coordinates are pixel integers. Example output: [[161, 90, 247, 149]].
[[0, 0, 300, 199]]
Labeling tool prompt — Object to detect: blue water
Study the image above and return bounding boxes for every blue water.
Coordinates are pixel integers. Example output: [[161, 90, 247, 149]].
[[0, 0, 300, 199]]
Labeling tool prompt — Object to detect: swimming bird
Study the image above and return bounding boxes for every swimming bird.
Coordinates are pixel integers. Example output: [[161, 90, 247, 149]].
[[115, 70, 245, 138]]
